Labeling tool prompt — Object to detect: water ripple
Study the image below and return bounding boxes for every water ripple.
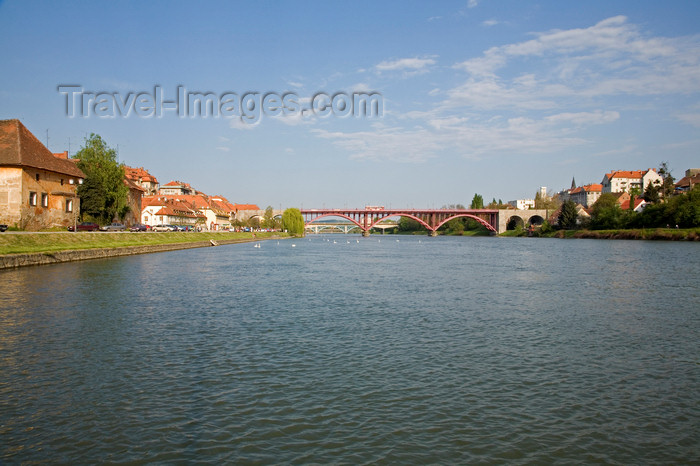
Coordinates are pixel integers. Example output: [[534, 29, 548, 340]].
[[1, 236, 699, 463]]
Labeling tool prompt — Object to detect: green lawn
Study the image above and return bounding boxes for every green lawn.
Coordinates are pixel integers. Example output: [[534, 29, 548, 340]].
[[0, 231, 286, 255]]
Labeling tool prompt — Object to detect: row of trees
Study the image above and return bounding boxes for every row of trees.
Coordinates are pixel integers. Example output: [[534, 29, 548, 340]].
[[558, 186, 700, 231]]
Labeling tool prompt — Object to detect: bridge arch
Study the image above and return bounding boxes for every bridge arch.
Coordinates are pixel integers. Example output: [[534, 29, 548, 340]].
[[528, 215, 544, 226], [305, 213, 364, 230], [369, 213, 433, 232], [434, 214, 497, 232], [506, 216, 525, 230]]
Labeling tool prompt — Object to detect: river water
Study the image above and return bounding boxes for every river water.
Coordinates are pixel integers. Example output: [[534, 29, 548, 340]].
[[1, 235, 698, 464]]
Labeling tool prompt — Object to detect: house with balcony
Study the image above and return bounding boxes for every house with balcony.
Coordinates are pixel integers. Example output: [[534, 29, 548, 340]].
[[0, 119, 85, 230]]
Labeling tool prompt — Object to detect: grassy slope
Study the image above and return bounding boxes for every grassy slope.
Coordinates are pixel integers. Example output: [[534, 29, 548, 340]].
[[500, 228, 700, 240], [0, 231, 286, 255]]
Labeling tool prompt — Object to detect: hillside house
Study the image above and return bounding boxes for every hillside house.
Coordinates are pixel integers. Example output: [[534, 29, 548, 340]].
[[602, 169, 662, 194], [124, 166, 159, 194]]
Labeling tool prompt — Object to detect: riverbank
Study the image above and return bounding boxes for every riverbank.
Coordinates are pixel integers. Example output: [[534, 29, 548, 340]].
[[0, 231, 289, 269], [500, 227, 700, 240]]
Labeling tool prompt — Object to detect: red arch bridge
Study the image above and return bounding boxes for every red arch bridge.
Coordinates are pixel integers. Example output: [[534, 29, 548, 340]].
[[300, 208, 551, 236]]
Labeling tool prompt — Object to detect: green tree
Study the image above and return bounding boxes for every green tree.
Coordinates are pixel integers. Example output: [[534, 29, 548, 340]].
[[487, 198, 509, 209], [74, 134, 128, 224], [263, 206, 274, 229], [558, 200, 578, 230], [535, 191, 562, 210], [248, 216, 261, 229], [590, 193, 625, 229], [658, 162, 675, 199], [398, 216, 422, 232], [470, 194, 484, 209], [644, 182, 660, 203], [282, 208, 305, 236], [446, 217, 465, 234]]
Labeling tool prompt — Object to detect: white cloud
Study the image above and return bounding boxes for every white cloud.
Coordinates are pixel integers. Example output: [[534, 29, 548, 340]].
[[229, 118, 258, 130], [312, 127, 441, 163], [376, 57, 437, 73], [350, 82, 372, 93], [453, 15, 700, 103], [482, 19, 500, 27], [216, 146, 230, 152], [676, 113, 700, 128], [545, 111, 620, 125], [467, 0, 478, 8], [313, 17, 699, 166]]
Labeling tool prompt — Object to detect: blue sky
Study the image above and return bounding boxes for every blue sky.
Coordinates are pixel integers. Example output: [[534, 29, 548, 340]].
[[1, 0, 699, 208]]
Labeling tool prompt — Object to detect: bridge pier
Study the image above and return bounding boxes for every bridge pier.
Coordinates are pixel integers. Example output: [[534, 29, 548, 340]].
[[429, 230, 438, 237], [362, 230, 371, 237]]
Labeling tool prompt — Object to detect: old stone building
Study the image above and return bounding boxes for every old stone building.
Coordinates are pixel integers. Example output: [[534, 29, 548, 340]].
[[0, 119, 85, 230]]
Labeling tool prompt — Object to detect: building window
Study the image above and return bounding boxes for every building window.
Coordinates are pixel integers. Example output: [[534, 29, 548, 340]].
[[29, 192, 37, 206], [61, 179, 64, 186], [144, 216, 149, 222], [41, 193, 48, 207], [35, 173, 40, 181], [66, 199, 73, 213]]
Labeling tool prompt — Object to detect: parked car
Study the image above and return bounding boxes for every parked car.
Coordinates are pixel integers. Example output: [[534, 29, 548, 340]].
[[100, 222, 126, 231], [152, 224, 177, 232], [129, 224, 149, 232], [0, 224, 8, 232], [68, 222, 100, 232]]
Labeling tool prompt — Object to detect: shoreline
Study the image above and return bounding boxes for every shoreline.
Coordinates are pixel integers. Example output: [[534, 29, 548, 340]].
[[0, 236, 285, 270]]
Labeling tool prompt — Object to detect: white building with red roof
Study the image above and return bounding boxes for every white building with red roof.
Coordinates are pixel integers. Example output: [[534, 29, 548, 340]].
[[159, 181, 194, 196], [567, 183, 603, 207], [141, 196, 206, 228], [601, 169, 662, 194], [141, 191, 236, 230]]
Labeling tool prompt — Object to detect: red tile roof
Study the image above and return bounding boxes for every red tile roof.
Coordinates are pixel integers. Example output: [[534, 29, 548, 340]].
[[123, 177, 146, 192], [0, 119, 85, 178], [570, 183, 602, 194], [124, 166, 158, 184], [619, 198, 646, 210], [142, 193, 234, 216], [605, 169, 656, 180], [233, 203, 260, 211], [675, 174, 700, 188]]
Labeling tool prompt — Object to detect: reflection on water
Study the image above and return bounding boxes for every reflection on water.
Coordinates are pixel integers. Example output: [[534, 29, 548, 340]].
[[1, 236, 699, 463]]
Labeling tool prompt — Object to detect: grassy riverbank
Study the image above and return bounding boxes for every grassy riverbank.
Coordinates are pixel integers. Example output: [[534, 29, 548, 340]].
[[0, 231, 288, 255], [500, 227, 700, 240]]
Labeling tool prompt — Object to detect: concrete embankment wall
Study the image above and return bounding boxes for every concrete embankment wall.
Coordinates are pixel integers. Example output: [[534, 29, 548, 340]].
[[0, 238, 259, 270]]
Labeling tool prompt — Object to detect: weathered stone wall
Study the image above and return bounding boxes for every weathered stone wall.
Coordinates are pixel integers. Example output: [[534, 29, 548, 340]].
[[20, 168, 81, 230], [497, 209, 550, 233], [0, 167, 22, 227]]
